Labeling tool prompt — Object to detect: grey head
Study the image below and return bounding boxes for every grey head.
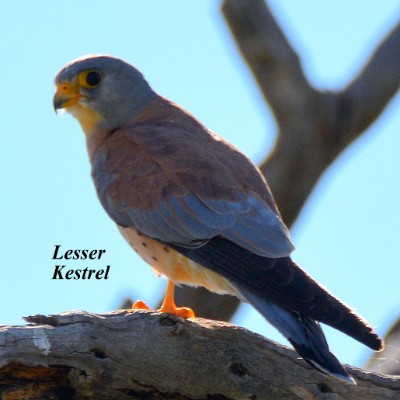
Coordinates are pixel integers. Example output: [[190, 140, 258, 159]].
[[54, 55, 157, 133]]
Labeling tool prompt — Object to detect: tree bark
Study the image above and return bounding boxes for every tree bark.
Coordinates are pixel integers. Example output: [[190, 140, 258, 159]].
[[367, 318, 400, 376], [174, 0, 400, 323], [1, 311, 399, 400], [222, 0, 400, 226]]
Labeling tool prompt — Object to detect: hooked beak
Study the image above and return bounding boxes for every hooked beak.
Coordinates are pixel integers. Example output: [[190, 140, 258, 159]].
[[53, 82, 82, 112]]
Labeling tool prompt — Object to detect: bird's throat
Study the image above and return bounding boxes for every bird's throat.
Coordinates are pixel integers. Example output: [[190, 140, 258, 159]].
[[68, 103, 105, 139]]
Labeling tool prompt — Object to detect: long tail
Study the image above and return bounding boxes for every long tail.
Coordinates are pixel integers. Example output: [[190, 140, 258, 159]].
[[170, 237, 384, 382], [237, 285, 356, 384], [172, 237, 383, 350]]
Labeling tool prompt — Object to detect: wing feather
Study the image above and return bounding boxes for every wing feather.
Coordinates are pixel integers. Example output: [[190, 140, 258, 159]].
[[90, 99, 294, 257]]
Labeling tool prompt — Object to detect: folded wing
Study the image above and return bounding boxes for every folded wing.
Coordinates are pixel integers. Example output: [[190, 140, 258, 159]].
[[91, 121, 294, 258]]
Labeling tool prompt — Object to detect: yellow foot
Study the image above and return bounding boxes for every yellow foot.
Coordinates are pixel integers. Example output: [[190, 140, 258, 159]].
[[129, 280, 196, 319], [159, 280, 195, 319], [131, 300, 151, 310], [158, 304, 195, 319], [130, 299, 195, 319]]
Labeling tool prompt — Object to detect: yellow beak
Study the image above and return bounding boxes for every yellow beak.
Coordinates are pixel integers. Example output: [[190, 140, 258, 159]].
[[53, 82, 82, 111]]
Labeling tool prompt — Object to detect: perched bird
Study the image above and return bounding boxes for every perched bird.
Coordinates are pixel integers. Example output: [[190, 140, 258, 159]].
[[54, 55, 383, 384]]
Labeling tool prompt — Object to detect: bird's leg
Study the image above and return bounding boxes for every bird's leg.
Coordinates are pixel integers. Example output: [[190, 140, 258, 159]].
[[131, 280, 195, 319], [158, 280, 195, 319]]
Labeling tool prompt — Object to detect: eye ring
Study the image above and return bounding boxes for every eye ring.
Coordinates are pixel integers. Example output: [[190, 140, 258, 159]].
[[78, 70, 102, 88]]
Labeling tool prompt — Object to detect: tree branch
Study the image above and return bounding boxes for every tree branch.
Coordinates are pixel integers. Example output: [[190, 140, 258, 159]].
[[340, 21, 400, 138], [173, 1, 400, 323], [222, 0, 400, 226], [367, 317, 400, 376], [222, 0, 318, 127], [1, 311, 399, 399]]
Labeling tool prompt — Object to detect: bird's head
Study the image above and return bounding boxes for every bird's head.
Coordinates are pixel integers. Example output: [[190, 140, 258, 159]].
[[54, 55, 156, 137]]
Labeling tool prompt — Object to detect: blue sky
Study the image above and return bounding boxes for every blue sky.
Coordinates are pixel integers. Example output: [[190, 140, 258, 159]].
[[1, 1, 399, 369]]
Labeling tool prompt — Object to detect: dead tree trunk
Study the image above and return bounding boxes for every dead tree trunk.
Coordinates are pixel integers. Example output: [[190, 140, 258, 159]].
[[1, 311, 399, 399], [174, 0, 400, 323]]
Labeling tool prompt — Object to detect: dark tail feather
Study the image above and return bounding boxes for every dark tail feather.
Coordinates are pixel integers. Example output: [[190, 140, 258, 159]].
[[237, 285, 356, 384], [170, 237, 383, 377], [171, 238, 383, 352], [283, 259, 383, 352]]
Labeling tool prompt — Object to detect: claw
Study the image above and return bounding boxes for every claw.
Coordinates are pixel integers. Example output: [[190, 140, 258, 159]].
[[131, 300, 151, 310], [130, 281, 195, 319]]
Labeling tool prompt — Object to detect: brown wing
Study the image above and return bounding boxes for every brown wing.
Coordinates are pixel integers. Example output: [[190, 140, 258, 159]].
[[88, 97, 294, 257]]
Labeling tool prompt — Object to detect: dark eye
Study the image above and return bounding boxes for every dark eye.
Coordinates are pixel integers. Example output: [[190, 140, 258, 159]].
[[79, 70, 102, 88], [86, 71, 102, 86]]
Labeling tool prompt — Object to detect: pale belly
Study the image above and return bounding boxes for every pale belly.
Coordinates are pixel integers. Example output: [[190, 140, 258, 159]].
[[117, 225, 238, 296]]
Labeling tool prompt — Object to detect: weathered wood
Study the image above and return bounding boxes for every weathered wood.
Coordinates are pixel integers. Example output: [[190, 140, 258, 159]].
[[222, 0, 400, 228], [0, 310, 399, 399], [367, 318, 400, 376], [175, 0, 400, 323]]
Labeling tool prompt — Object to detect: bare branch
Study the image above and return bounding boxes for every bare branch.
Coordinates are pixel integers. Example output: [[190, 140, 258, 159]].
[[172, 0, 400, 338], [367, 317, 400, 375], [340, 22, 400, 139], [1, 311, 399, 399], [222, 0, 318, 126], [171, 286, 240, 321], [222, 0, 400, 226]]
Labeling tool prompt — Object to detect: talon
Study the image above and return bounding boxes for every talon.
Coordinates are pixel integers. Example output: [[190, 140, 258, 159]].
[[158, 304, 195, 319], [158, 280, 196, 319], [131, 300, 151, 311], [129, 282, 195, 319]]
